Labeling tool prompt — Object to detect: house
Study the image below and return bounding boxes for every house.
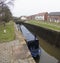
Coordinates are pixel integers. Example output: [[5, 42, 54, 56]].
[[35, 12, 48, 21], [27, 12, 48, 21], [20, 16, 27, 21], [48, 12, 60, 23], [27, 15, 36, 20]]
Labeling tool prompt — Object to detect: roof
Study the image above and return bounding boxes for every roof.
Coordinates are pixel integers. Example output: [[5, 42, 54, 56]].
[[36, 12, 48, 16], [49, 12, 60, 16], [27, 12, 48, 17]]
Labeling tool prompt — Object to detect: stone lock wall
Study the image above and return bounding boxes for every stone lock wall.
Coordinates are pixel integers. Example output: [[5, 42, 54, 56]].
[[23, 23, 60, 48]]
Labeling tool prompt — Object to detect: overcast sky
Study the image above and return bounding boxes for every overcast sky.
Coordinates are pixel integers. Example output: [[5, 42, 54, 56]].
[[11, 0, 60, 17]]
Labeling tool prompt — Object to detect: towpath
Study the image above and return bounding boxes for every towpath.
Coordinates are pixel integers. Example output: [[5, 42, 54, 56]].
[[0, 23, 35, 63]]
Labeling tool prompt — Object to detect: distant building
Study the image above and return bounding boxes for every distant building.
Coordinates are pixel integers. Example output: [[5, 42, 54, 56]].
[[35, 12, 48, 21], [27, 15, 36, 20], [48, 12, 60, 23], [20, 12, 60, 23], [20, 16, 27, 21], [27, 12, 48, 21]]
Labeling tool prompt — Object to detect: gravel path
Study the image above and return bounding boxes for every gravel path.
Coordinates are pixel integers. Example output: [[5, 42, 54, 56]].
[[0, 40, 35, 63], [0, 40, 16, 63]]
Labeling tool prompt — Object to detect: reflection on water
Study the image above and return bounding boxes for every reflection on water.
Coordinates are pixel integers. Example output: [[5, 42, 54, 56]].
[[17, 24, 58, 63], [39, 48, 58, 63], [20, 24, 40, 63]]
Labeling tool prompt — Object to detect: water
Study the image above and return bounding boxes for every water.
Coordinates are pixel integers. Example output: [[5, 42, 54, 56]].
[[20, 24, 40, 60], [17, 24, 58, 63], [40, 48, 58, 63], [20, 25, 38, 42]]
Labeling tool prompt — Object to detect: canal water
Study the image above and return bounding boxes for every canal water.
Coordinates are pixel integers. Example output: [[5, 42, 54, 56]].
[[20, 25, 40, 61], [17, 24, 58, 63], [40, 48, 58, 63]]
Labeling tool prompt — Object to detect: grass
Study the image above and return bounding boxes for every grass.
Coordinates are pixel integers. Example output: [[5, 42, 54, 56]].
[[27, 20, 60, 31], [0, 21, 15, 43], [38, 37, 60, 60]]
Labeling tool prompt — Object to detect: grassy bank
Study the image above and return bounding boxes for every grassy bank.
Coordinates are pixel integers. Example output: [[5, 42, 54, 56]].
[[0, 21, 15, 43], [27, 20, 60, 31]]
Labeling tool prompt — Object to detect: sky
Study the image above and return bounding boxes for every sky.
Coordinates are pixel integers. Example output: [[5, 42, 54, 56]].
[[11, 0, 60, 17]]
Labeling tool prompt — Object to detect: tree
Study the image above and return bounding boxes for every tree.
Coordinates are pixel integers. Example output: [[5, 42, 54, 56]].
[[0, 0, 14, 24], [0, 0, 14, 33], [2, 6, 12, 23]]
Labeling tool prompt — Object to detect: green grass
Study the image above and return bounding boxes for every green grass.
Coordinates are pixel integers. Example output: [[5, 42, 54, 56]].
[[27, 20, 60, 31], [38, 37, 60, 60], [0, 21, 15, 43]]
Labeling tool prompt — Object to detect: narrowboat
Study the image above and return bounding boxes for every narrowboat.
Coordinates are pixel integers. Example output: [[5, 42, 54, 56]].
[[20, 25, 41, 58]]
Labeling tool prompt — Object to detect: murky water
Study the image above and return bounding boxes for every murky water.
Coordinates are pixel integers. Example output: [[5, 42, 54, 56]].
[[40, 48, 58, 63], [17, 24, 58, 63], [20, 25, 40, 59], [20, 25, 38, 41]]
